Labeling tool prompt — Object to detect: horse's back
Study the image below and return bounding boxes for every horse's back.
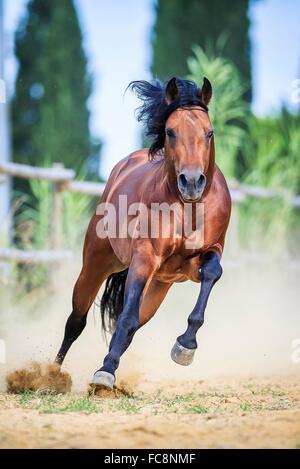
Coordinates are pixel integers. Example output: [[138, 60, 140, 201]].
[[106, 149, 149, 184]]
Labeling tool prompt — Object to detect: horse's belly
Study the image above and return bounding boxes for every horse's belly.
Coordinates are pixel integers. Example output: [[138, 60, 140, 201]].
[[108, 237, 133, 267], [154, 255, 201, 283]]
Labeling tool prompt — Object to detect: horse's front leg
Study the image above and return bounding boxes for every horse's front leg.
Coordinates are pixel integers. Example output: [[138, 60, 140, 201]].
[[91, 253, 159, 390], [171, 251, 223, 366]]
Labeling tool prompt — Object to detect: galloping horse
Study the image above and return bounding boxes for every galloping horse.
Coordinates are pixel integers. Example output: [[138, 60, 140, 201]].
[[55, 77, 231, 390]]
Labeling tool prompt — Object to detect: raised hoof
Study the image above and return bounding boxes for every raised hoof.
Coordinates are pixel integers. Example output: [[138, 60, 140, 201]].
[[90, 370, 115, 390], [171, 340, 196, 366]]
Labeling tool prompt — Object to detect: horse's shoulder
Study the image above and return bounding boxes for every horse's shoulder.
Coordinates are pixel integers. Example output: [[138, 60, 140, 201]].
[[208, 165, 232, 219], [213, 165, 231, 198]]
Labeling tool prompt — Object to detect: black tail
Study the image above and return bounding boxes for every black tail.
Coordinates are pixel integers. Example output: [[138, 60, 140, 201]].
[[100, 269, 128, 333]]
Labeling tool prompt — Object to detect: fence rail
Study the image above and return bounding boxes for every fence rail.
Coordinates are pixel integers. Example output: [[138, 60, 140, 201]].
[[0, 160, 299, 265], [67, 180, 106, 196], [0, 248, 73, 264], [1, 160, 300, 205], [0, 161, 75, 183], [229, 180, 300, 207]]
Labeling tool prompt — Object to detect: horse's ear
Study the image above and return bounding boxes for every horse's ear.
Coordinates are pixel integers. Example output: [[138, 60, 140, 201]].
[[165, 77, 179, 104], [199, 77, 212, 106]]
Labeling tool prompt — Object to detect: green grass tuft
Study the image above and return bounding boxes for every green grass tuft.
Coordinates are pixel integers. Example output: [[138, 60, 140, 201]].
[[240, 403, 253, 412], [41, 396, 99, 414], [185, 404, 209, 414], [116, 397, 141, 414]]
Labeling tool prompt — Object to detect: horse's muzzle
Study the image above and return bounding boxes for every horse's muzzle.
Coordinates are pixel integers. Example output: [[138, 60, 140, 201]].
[[177, 169, 206, 201]]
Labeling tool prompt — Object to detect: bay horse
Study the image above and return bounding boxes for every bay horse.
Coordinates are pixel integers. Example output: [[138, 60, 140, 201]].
[[55, 77, 231, 390]]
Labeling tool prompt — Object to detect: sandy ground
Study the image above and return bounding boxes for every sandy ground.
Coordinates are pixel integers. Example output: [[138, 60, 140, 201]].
[[0, 375, 300, 449], [1, 256, 300, 449]]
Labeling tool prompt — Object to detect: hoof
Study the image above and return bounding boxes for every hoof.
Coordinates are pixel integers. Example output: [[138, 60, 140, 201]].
[[90, 370, 115, 390], [171, 340, 196, 366]]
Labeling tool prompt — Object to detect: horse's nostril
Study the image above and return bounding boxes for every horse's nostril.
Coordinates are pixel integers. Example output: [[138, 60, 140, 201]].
[[197, 174, 206, 189], [178, 171, 206, 196], [179, 173, 188, 189]]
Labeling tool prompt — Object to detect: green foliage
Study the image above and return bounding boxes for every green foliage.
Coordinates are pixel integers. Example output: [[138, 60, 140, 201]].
[[62, 191, 95, 252], [151, 0, 252, 100], [243, 110, 300, 193], [238, 110, 300, 252], [13, 180, 52, 290], [187, 46, 249, 178]]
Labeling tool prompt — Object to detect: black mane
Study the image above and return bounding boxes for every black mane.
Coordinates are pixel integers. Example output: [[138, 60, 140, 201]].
[[128, 78, 208, 158]]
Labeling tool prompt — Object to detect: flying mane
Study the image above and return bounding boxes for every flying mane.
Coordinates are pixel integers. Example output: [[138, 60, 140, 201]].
[[128, 78, 208, 158]]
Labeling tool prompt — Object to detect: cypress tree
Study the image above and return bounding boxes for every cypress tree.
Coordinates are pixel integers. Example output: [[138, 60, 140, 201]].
[[12, 0, 100, 176]]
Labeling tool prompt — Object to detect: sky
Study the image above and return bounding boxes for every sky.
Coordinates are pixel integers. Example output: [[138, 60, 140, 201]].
[[3, 0, 300, 179]]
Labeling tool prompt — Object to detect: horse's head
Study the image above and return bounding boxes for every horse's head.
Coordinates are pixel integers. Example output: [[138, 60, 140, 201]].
[[130, 76, 214, 201], [164, 77, 214, 201]]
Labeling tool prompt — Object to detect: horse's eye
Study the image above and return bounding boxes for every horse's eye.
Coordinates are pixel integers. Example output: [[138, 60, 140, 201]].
[[206, 130, 214, 139], [166, 128, 175, 138]]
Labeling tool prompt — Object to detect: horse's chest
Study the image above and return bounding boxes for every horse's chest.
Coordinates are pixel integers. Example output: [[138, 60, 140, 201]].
[[155, 254, 201, 283]]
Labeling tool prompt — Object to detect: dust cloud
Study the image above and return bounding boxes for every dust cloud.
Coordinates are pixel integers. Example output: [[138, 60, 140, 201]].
[[6, 362, 72, 394], [0, 249, 299, 393]]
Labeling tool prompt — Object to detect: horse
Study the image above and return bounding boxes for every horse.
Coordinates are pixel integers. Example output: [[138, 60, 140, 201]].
[[55, 76, 231, 390]]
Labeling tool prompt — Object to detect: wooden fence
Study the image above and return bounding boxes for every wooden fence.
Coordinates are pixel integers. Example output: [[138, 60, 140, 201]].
[[0, 160, 299, 265]]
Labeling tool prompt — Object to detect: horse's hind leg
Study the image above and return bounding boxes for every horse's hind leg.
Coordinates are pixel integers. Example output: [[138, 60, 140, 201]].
[[55, 235, 119, 365], [55, 268, 104, 365]]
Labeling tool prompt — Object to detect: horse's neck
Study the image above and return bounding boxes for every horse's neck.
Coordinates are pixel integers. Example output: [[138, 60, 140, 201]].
[[206, 139, 216, 192], [162, 159, 179, 200]]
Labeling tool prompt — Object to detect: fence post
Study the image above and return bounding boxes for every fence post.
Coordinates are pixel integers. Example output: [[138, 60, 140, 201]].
[[0, 0, 11, 258], [50, 163, 64, 251]]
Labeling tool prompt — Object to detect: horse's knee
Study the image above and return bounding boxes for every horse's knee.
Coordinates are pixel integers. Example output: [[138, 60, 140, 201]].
[[119, 281, 144, 333], [200, 252, 223, 283]]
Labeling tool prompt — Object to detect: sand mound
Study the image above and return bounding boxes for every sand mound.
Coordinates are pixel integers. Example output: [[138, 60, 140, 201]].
[[88, 381, 135, 398], [6, 362, 72, 394], [88, 370, 141, 398]]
